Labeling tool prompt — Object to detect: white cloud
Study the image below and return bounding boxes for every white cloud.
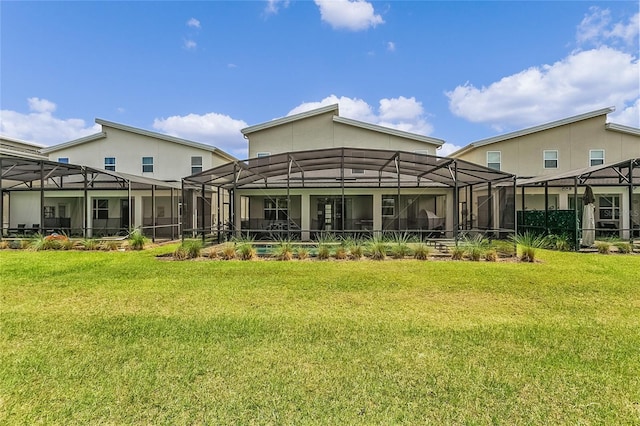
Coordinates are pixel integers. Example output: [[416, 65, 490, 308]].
[[437, 143, 463, 157], [184, 39, 197, 50], [447, 46, 639, 130], [577, 7, 639, 49], [610, 98, 640, 127], [186, 18, 201, 29], [265, 0, 290, 15], [0, 98, 100, 145], [314, 0, 384, 31], [153, 112, 249, 158], [288, 94, 434, 136], [386, 41, 395, 52]]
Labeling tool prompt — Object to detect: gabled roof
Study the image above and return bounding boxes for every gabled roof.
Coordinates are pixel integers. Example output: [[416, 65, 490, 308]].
[[332, 116, 444, 146], [451, 107, 615, 157], [241, 104, 339, 135], [517, 157, 639, 187], [241, 104, 444, 147], [41, 118, 237, 162]]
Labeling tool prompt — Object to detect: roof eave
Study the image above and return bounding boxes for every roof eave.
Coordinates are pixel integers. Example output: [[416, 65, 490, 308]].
[[41, 132, 108, 153], [332, 116, 445, 146], [241, 104, 339, 135], [605, 122, 640, 136]]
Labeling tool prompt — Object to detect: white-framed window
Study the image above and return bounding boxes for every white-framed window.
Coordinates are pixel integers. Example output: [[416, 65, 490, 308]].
[[590, 150, 604, 166], [543, 150, 558, 169], [44, 206, 56, 219], [382, 196, 396, 217], [414, 149, 429, 156], [92, 199, 109, 220], [598, 195, 620, 221], [257, 152, 271, 158], [191, 156, 202, 174], [58, 157, 69, 164], [104, 157, 116, 171], [487, 151, 501, 171], [264, 198, 288, 221], [142, 156, 154, 173]]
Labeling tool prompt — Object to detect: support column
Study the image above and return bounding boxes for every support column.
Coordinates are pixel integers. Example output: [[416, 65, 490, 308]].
[[301, 193, 310, 241], [373, 192, 382, 236]]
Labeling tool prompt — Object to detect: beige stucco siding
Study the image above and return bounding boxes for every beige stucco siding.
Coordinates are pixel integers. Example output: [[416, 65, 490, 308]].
[[457, 116, 639, 176], [247, 110, 439, 157], [46, 126, 228, 181]]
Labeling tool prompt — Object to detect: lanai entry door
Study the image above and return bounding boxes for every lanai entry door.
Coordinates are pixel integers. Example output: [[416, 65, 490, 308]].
[[312, 195, 373, 233]]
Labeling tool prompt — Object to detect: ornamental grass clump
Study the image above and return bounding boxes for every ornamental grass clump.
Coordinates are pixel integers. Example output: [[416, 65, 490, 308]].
[[462, 234, 488, 261], [274, 239, 294, 261], [221, 242, 236, 260], [81, 238, 100, 251], [391, 233, 413, 259], [450, 246, 465, 260], [596, 241, 611, 254], [485, 249, 498, 262], [295, 247, 309, 260], [180, 239, 203, 259], [128, 229, 147, 251], [412, 242, 431, 260], [349, 243, 364, 260], [613, 241, 632, 254], [511, 231, 546, 262], [367, 236, 388, 261]]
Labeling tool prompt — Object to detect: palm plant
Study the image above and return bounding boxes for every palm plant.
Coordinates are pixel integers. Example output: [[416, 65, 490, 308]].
[[274, 239, 294, 261], [128, 229, 147, 251]]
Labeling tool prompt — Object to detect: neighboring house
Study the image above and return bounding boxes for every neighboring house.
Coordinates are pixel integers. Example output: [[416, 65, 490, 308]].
[[0, 135, 47, 160], [451, 107, 640, 239], [185, 104, 515, 241], [2, 120, 236, 238]]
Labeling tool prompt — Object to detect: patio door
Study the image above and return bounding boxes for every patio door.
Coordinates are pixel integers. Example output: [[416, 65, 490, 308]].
[[120, 199, 134, 230], [317, 198, 350, 231]]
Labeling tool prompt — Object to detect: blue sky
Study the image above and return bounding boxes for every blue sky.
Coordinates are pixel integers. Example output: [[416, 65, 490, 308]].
[[1, 1, 638, 158]]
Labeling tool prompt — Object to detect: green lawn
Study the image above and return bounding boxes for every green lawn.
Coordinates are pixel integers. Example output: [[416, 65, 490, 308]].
[[1, 247, 639, 424]]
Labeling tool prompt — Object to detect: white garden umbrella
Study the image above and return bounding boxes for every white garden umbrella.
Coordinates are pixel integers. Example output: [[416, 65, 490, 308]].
[[582, 186, 596, 246]]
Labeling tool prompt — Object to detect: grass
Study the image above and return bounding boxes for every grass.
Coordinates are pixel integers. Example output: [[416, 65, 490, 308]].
[[1, 247, 639, 424]]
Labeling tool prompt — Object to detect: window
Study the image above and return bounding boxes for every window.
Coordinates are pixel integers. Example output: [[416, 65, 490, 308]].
[[142, 157, 154, 173], [191, 156, 203, 174], [264, 198, 288, 221], [92, 199, 109, 220], [58, 157, 69, 164], [351, 168, 365, 174], [487, 151, 501, 170], [543, 150, 558, 169], [44, 206, 56, 219], [414, 150, 429, 156], [598, 195, 619, 221], [257, 152, 271, 158], [382, 197, 396, 217], [104, 157, 116, 171], [590, 150, 604, 166]]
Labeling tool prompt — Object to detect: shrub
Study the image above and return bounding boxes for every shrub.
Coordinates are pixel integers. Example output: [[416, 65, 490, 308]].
[[450, 246, 465, 260], [30, 233, 64, 251], [413, 243, 430, 260], [349, 243, 364, 260], [274, 239, 294, 261], [546, 234, 572, 252], [390, 233, 413, 259], [334, 246, 348, 260], [81, 238, 100, 251], [100, 240, 121, 251], [182, 239, 203, 259], [9, 240, 27, 250], [173, 246, 188, 260], [367, 236, 388, 261], [596, 241, 611, 254], [462, 235, 488, 261], [317, 244, 331, 260], [221, 242, 236, 260], [60, 238, 77, 250], [511, 232, 546, 262], [128, 229, 147, 251], [237, 243, 256, 260], [613, 241, 632, 254], [296, 247, 309, 260], [485, 249, 498, 262], [0, 240, 8, 250], [207, 247, 219, 259]]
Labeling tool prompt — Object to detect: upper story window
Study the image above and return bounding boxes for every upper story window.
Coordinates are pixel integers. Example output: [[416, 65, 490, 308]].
[[257, 152, 271, 158], [590, 150, 604, 167], [487, 151, 501, 171], [142, 157, 154, 173], [104, 157, 116, 171], [414, 149, 429, 156], [543, 150, 558, 169], [58, 157, 69, 164], [191, 156, 203, 174]]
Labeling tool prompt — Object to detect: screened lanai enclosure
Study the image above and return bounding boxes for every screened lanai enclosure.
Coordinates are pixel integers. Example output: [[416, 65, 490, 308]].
[[517, 158, 640, 247], [1, 156, 181, 240], [182, 148, 517, 242]]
